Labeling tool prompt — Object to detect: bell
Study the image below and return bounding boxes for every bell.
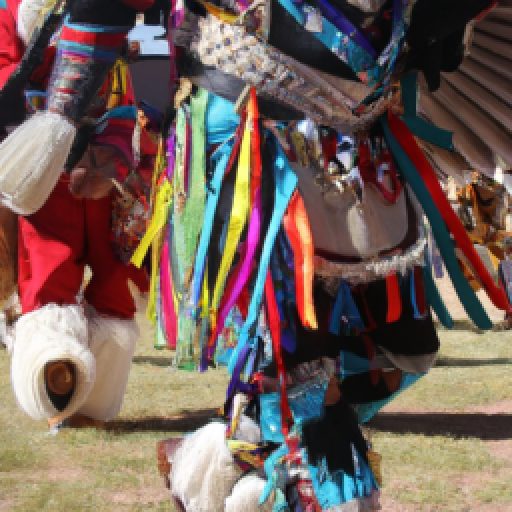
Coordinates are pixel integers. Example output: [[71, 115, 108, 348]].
[[44, 360, 76, 396]]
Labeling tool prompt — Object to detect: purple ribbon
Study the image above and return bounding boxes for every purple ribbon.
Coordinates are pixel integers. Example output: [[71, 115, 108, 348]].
[[224, 343, 257, 418], [315, 0, 377, 59], [166, 128, 176, 180]]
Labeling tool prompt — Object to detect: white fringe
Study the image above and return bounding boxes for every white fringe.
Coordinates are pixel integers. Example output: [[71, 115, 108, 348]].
[[225, 474, 273, 512], [17, 0, 49, 45], [77, 310, 139, 421], [10, 304, 95, 421], [171, 422, 243, 512], [0, 111, 76, 215]]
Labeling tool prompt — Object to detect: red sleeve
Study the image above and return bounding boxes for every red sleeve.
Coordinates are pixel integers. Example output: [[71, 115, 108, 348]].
[[0, 0, 24, 89]]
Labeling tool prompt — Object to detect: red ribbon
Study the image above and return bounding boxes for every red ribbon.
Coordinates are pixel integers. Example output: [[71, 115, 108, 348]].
[[283, 191, 317, 329], [223, 111, 246, 179], [385, 273, 402, 323], [249, 88, 261, 206], [264, 271, 294, 439]]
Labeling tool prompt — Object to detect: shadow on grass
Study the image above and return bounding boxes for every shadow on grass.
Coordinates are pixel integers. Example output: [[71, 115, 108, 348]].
[[369, 412, 512, 440], [435, 319, 511, 333], [106, 408, 220, 433], [436, 357, 512, 367], [132, 355, 172, 367]]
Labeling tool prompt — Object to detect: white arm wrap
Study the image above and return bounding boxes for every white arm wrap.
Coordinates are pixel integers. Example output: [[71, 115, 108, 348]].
[[17, 0, 49, 45]]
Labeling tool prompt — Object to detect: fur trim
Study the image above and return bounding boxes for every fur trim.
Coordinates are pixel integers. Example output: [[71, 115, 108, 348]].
[[315, 227, 427, 285], [77, 311, 139, 421], [10, 304, 95, 421], [171, 422, 243, 512], [234, 414, 261, 444], [225, 474, 273, 512], [327, 490, 381, 511], [0, 111, 76, 214]]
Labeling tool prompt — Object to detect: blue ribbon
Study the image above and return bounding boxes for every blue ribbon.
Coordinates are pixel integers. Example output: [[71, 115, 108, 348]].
[[329, 281, 365, 335]]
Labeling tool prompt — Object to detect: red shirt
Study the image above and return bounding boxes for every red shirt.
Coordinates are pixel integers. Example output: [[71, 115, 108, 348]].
[[0, 0, 23, 89]]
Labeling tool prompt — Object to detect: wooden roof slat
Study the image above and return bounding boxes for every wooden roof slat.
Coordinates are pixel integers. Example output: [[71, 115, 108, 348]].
[[433, 80, 512, 167], [459, 58, 512, 106], [419, 90, 496, 177], [443, 71, 512, 131]]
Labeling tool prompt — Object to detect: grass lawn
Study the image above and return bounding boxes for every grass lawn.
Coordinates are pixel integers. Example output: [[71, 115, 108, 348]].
[[1, 322, 511, 511]]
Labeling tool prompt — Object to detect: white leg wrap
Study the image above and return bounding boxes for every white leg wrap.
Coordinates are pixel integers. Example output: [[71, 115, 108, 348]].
[[77, 312, 139, 421], [225, 474, 273, 512], [0, 111, 76, 215], [171, 422, 243, 512], [10, 304, 95, 421]]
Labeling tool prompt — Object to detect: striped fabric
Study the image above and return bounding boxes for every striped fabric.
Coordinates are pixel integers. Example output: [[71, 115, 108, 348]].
[[58, 18, 130, 63]]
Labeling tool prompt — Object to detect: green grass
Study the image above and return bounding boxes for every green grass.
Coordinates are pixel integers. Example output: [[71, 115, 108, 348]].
[[1, 323, 511, 511]]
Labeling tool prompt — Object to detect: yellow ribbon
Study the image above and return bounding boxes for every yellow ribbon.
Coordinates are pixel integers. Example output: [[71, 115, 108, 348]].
[[209, 117, 251, 327], [201, 266, 209, 319], [226, 440, 263, 467], [131, 179, 172, 269]]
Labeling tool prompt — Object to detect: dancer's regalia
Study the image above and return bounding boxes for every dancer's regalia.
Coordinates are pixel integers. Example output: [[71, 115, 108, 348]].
[[139, 0, 507, 510], [0, 0, 155, 426]]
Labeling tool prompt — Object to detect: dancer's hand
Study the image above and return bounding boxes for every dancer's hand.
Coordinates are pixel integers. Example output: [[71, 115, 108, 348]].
[[69, 145, 117, 199]]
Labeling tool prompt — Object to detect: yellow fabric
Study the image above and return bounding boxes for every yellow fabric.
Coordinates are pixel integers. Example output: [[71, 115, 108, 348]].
[[209, 119, 251, 328], [146, 232, 162, 324], [226, 440, 262, 468], [106, 60, 130, 110], [198, 0, 239, 23]]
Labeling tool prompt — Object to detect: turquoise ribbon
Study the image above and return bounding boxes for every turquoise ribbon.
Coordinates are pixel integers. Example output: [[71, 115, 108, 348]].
[[401, 72, 454, 150]]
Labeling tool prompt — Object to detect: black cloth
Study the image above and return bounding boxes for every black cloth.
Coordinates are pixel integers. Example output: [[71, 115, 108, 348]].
[[405, 0, 494, 91], [68, 0, 138, 26], [302, 398, 369, 475]]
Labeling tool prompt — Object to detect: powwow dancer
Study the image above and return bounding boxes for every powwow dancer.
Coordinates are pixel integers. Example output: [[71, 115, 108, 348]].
[[139, 0, 506, 510], [0, 0, 155, 428]]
